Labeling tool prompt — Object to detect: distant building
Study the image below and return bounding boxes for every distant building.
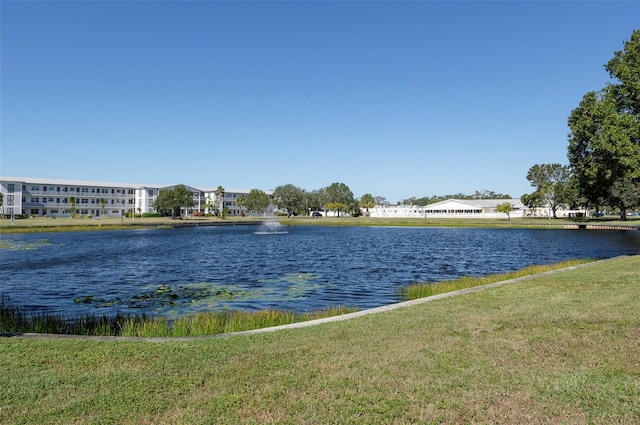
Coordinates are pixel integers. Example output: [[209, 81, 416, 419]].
[[369, 199, 527, 219], [0, 176, 271, 218]]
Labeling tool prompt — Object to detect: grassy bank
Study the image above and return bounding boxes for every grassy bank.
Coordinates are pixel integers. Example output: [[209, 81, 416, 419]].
[[0, 300, 357, 337], [2, 260, 589, 337], [400, 258, 594, 300], [2, 215, 639, 234], [1, 255, 638, 424]]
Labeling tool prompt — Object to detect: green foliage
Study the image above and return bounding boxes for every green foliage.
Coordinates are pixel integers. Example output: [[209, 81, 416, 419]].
[[153, 185, 195, 218], [495, 202, 514, 220], [359, 193, 376, 214], [244, 189, 270, 214], [272, 184, 304, 217], [523, 163, 571, 218], [1, 293, 357, 337], [400, 259, 593, 300], [324, 182, 354, 216], [403, 190, 512, 206], [568, 30, 640, 219]]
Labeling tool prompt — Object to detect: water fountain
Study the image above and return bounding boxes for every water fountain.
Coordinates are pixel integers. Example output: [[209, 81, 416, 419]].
[[253, 204, 288, 235]]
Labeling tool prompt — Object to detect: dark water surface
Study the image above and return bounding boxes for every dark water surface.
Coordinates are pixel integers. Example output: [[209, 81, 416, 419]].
[[1, 225, 639, 317]]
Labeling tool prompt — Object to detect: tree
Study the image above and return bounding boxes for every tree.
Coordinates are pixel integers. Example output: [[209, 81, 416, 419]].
[[520, 191, 544, 212], [99, 198, 106, 217], [324, 182, 354, 217], [235, 195, 246, 217], [69, 196, 76, 217], [0, 192, 3, 218], [244, 189, 270, 216], [496, 202, 514, 220], [154, 185, 195, 219], [272, 184, 304, 217], [215, 186, 225, 217], [359, 193, 376, 216], [524, 163, 571, 218], [374, 196, 389, 206], [568, 30, 640, 220]]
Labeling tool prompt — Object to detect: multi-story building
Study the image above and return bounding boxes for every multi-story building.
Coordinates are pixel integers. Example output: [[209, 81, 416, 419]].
[[0, 176, 271, 218]]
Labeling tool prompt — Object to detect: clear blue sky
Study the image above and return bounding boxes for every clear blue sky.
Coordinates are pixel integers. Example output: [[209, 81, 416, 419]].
[[1, 1, 638, 203]]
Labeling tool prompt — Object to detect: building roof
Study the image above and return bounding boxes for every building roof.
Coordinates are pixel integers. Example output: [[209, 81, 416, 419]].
[[0, 176, 153, 189], [423, 198, 525, 210], [1, 176, 273, 195]]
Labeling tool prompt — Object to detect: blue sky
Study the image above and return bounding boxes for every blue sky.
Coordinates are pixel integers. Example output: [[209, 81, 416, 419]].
[[1, 1, 638, 203]]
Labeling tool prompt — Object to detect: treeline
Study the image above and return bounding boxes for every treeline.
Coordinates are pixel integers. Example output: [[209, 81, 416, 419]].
[[399, 190, 512, 207]]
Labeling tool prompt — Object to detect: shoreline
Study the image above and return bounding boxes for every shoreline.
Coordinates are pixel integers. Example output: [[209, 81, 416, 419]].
[[2, 216, 639, 234]]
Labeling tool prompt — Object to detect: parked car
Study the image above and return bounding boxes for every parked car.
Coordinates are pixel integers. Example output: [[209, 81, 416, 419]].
[[311, 211, 323, 217], [629, 211, 639, 216]]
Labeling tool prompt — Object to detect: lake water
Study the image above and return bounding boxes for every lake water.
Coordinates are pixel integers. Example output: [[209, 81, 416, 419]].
[[1, 225, 639, 318]]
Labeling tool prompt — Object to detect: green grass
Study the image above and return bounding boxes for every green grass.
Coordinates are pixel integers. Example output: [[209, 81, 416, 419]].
[[0, 298, 357, 337], [1, 255, 638, 424], [400, 258, 594, 300]]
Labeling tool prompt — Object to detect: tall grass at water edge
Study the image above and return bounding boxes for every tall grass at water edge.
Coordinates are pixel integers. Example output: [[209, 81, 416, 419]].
[[400, 258, 594, 300], [0, 297, 357, 338], [118, 307, 358, 337]]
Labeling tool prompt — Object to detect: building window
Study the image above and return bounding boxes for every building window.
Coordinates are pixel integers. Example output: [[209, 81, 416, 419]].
[[31, 186, 40, 191], [7, 195, 14, 206], [8, 184, 14, 193]]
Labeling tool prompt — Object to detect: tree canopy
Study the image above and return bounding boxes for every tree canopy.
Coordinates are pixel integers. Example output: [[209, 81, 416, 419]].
[[244, 189, 270, 215], [359, 193, 376, 215], [272, 184, 304, 217], [153, 185, 195, 218], [324, 183, 354, 217], [495, 202, 514, 220], [568, 30, 640, 219], [522, 163, 571, 218]]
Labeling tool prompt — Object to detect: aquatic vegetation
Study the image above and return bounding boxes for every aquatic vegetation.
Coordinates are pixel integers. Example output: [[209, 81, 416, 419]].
[[0, 238, 53, 251], [1, 295, 357, 337], [258, 272, 318, 284], [73, 282, 253, 310], [257, 272, 326, 300], [400, 259, 595, 300]]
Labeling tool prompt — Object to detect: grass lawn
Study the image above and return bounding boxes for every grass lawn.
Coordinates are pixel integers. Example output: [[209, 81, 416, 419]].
[[1, 255, 638, 424]]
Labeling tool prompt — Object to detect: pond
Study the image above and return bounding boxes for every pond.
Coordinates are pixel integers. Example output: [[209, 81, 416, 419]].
[[1, 225, 639, 318]]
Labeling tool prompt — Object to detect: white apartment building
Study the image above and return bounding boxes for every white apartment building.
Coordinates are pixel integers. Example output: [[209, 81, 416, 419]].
[[0, 176, 270, 218]]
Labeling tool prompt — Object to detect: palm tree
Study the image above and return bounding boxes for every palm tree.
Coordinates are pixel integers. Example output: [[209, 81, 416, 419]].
[[236, 195, 246, 217], [69, 197, 76, 217], [216, 186, 225, 218], [99, 198, 106, 218]]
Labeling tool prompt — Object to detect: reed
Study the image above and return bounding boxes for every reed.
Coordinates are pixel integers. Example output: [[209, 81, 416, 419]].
[[118, 306, 358, 337], [1, 296, 357, 338], [400, 258, 594, 300]]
